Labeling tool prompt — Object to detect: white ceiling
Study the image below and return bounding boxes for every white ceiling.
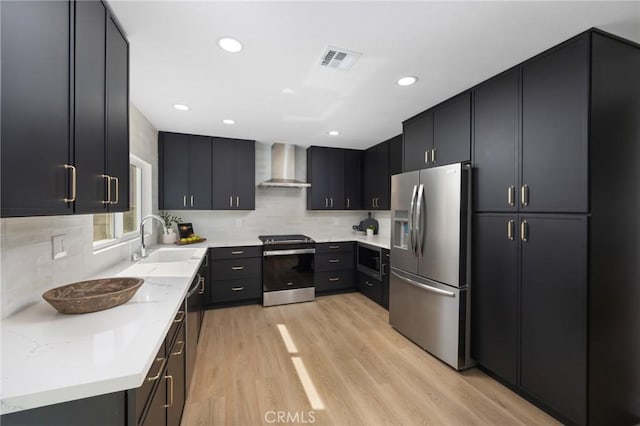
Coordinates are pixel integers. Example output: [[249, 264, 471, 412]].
[[108, 1, 640, 150]]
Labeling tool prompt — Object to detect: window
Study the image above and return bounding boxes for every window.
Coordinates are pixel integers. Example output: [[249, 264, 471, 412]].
[[93, 155, 151, 248]]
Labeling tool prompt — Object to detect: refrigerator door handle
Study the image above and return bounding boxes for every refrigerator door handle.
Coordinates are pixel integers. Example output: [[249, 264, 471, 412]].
[[415, 184, 425, 257], [409, 185, 418, 256], [391, 271, 455, 297]]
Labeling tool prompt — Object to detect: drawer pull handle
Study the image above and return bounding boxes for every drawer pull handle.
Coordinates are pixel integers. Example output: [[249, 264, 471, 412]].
[[329, 259, 340, 263], [174, 310, 185, 323], [231, 250, 244, 255], [365, 281, 374, 287], [198, 276, 205, 294], [147, 357, 166, 382], [329, 277, 340, 282], [163, 375, 174, 408], [232, 266, 244, 270], [172, 340, 185, 356], [329, 245, 340, 249], [231, 287, 244, 291]]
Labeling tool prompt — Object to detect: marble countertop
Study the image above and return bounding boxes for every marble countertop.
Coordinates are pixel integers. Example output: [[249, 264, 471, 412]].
[[0, 247, 207, 415]]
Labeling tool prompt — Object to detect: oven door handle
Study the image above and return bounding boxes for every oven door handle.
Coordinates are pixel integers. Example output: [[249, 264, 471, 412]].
[[264, 248, 316, 257]]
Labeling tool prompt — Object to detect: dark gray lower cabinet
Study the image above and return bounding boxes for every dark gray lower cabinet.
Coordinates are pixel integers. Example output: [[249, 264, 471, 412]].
[[358, 272, 382, 305], [209, 246, 262, 305], [472, 213, 587, 425], [471, 214, 518, 385], [520, 215, 587, 425], [314, 242, 355, 294]]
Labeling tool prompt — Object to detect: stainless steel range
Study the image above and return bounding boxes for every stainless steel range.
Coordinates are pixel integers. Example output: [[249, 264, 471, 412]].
[[259, 234, 316, 307]]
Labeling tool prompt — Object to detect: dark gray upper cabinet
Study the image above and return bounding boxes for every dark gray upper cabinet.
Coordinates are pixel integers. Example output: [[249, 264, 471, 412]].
[[363, 139, 391, 210], [473, 69, 520, 212], [389, 135, 403, 176], [105, 14, 130, 213], [521, 35, 589, 213], [74, 0, 106, 214], [212, 137, 255, 210], [1, 0, 72, 217], [403, 110, 433, 172], [306, 147, 345, 210], [160, 133, 212, 210], [471, 213, 519, 386], [344, 149, 362, 210], [1, 0, 129, 217], [402, 92, 470, 173], [432, 92, 471, 166]]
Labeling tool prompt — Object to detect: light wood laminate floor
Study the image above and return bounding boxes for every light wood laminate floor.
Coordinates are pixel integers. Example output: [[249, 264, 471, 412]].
[[182, 292, 558, 426]]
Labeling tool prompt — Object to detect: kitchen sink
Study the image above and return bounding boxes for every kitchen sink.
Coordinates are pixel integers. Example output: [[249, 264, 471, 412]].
[[139, 248, 203, 263]]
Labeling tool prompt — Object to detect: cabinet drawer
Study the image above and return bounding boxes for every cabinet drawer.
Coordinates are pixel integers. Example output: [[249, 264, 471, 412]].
[[211, 278, 261, 303], [315, 252, 354, 272], [315, 241, 355, 254], [136, 343, 167, 425], [212, 258, 261, 281], [210, 246, 262, 260], [358, 272, 382, 304], [166, 302, 186, 352], [315, 270, 355, 292]]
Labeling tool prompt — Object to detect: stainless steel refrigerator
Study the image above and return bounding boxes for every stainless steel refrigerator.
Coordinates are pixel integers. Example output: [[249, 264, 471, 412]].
[[389, 162, 474, 370]]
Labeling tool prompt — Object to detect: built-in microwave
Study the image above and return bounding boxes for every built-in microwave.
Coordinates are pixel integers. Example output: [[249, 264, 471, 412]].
[[357, 243, 382, 281]]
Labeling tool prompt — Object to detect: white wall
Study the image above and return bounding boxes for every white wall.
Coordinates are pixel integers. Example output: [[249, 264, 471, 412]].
[[0, 104, 159, 318]]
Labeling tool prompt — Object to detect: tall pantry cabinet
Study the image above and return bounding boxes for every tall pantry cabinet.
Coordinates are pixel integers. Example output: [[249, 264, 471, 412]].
[[472, 29, 640, 425]]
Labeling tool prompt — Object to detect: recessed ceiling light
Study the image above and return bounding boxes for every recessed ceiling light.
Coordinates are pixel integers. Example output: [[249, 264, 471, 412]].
[[173, 104, 190, 111], [328, 130, 340, 136], [397, 76, 418, 87], [282, 88, 295, 95], [218, 37, 243, 53], [222, 119, 235, 125]]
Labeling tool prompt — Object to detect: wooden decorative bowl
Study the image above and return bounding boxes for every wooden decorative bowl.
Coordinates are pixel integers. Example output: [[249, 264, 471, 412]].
[[42, 277, 144, 314]]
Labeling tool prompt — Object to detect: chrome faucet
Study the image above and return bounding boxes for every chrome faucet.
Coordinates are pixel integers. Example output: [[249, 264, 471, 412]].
[[139, 214, 168, 258]]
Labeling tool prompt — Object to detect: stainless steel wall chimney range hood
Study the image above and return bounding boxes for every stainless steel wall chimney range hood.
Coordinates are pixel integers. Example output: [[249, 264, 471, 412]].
[[259, 143, 311, 188]]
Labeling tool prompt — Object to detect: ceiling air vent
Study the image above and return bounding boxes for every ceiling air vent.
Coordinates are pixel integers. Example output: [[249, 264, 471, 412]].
[[320, 46, 362, 71]]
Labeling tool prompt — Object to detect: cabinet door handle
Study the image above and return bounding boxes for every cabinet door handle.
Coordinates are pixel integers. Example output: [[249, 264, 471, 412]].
[[325, 198, 329, 208], [425, 150, 429, 164], [507, 186, 515, 207], [236, 195, 239, 207], [365, 281, 374, 287], [231, 250, 244, 255], [190, 195, 194, 207], [521, 184, 529, 207], [184, 195, 187, 208], [229, 196, 233, 207], [507, 220, 515, 240], [329, 277, 340, 282], [101, 174, 111, 204], [231, 286, 244, 291], [330, 198, 334, 208], [232, 266, 244, 270], [347, 198, 350, 208], [163, 375, 174, 408], [431, 148, 436, 164], [110, 176, 119, 205], [329, 245, 340, 249], [204, 254, 209, 267], [147, 357, 166, 382], [382, 263, 386, 276], [172, 340, 185, 356], [64, 164, 77, 203], [174, 310, 185, 323], [198, 276, 205, 294], [521, 220, 528, 242], [329, 259, 340, 263]]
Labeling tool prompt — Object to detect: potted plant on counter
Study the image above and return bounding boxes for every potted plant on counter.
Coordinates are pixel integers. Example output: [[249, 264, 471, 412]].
[[159, 211, 182, 244], [366, 224, 375, 237]]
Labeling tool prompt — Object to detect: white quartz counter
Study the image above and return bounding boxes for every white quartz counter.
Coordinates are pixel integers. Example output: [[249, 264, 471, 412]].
[[309, 232, 390, 250], [0, 247, 207, 415]]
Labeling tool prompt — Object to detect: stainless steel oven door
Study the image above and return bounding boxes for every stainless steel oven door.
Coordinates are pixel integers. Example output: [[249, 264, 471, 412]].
[[263, 248, 315, 292]]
